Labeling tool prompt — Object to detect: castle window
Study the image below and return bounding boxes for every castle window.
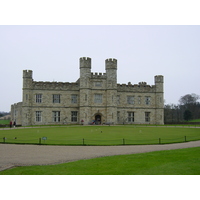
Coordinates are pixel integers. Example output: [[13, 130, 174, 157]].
[[117, 95, 120, 105], [36, 94, 42, 103], [94, 94, 102, 103], [35, 111, 42, 122], [117, 111, 120, 122], [145, 97, 151, 105], [138, 96, 141, 105], [52, 111, 60, 122], [127, 96, 134, 104], [145, 112, 150, 122], [71, 94, 78, 104], [53, 94, 60, 103], [71, 111, 78, 122], [128, 112, 134, 122], [95, 82, 102, 87]]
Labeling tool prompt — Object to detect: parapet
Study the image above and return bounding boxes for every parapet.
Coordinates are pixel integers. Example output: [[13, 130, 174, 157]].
[[23, 70, 33, 78], [139, 82, 147, 85], [32, 81, 79, 90], [117, 81, 155, 92], [80, 57, 91, 68], [91, 72, 107, 79], [155, 75, 164, 83], [105, 58, 117, 69]]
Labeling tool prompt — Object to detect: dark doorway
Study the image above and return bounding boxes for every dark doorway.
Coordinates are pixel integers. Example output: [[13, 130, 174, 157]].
[[95, 115, 101, 124]]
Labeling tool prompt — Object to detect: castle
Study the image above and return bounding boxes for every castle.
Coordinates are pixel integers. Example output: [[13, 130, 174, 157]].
[[11, 57, 164, 126]]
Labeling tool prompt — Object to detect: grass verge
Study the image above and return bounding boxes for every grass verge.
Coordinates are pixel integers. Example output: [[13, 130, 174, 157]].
[[1, 147, 200, 175]]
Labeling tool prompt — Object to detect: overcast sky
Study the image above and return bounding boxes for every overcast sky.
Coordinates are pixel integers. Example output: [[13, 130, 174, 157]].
[[0, 25, 200, 112]]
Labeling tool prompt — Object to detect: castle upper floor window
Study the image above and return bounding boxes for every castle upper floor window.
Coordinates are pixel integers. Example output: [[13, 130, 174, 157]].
[[36, 94, 42, 103], [53, 94, 60, 103], [71, 94, 78, 104], [94, 82, 102, 87], [145, 96, 151, 105], [127, 96, 134, 104], [94, 94, 102, 103], [138, 96, 141, 105]]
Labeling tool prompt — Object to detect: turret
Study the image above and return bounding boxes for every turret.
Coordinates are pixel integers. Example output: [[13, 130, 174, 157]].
[[105, 58, 117, 70], [79, 57, 92, 124], [105, 58, 118, 124], [23, 70, 33, 89], [79, 57, 91, 88], [155, 75, 164, 124], [155, 75, 164, 93], [105, 58, 117, 89], [80, 57, 91, 69]]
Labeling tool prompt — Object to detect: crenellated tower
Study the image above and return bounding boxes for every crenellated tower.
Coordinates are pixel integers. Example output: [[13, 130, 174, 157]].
[[106, 58, 117, 89], [23, 70, 33, 89], [105, 58, 118, 124], [79, 57, 92, 123], [155, 75, 164, 124], [22, 70, 33, 126]]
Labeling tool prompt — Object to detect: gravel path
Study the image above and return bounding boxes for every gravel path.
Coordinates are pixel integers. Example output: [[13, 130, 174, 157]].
[[1, 141, 200, 171]]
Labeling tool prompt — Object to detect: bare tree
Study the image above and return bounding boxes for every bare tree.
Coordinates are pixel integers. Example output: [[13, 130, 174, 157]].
[[179, 93, 200, 105]]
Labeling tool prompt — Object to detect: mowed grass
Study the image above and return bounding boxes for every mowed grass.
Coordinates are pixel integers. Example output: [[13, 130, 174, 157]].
[[0, 120, 9, 125], [0, 125, 200, 145], [1, 147, 200, 175], [189, 119, 200, 122]]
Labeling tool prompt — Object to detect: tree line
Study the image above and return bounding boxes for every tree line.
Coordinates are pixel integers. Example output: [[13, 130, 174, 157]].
[[164, 93, 200, 123]]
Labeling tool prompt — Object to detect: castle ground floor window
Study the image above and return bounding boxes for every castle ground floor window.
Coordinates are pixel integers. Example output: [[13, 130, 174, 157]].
[[53, 111, 60, 122], [71, 111, 78, 122], [117, 111, 120, 122], [36, 111, 42, 122], [145, 112, 150, 122], [128, 112, 134, 122]]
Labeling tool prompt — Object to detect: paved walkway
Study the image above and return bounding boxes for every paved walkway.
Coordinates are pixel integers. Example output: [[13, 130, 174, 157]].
[[1, 141, 200, 171]]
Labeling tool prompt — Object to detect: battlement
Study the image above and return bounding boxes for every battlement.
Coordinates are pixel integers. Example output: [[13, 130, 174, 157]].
[[80, 57, 91, 69], [80, 57, 91, 61], [91, 72, 107, 79], [139, 82, 147, 85], [117, 82, 155, 92], [105, 58, 117, 69], [155, 75, 164, 83], [32, 81, 79, 90], [106, 58, 117, 63], [23, 70, 33, 78]]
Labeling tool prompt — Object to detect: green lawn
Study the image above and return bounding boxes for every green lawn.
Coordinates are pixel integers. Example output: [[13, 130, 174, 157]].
[[1, 125, 200, 145], [1, 147, 200, 175], [188, 119, 200, 122], [0, 120, 9, 125]]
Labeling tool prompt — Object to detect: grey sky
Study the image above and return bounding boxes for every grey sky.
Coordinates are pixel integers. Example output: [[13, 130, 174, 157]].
[[0, 25, 200, 112]]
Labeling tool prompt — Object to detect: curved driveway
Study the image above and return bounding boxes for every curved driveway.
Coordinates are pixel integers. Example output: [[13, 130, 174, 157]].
[[1, 140, 200, 171]]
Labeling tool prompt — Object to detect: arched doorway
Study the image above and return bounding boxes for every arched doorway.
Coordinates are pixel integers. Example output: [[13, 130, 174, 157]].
[[95, 115, 101, 125]]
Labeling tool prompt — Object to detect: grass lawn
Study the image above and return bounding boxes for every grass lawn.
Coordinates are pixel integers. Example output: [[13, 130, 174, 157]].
[[188, 119, 200, 122], [0, 120, 9, 125], [1, 147, 200, 175], [0, 125, 200, 145]]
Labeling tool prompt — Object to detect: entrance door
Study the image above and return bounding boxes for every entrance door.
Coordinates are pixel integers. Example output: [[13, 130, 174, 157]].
[[95, 115, 101, 125]]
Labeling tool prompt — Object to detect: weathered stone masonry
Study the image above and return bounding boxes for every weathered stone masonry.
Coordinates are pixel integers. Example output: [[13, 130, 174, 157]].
[[11, 57, 164, 126]]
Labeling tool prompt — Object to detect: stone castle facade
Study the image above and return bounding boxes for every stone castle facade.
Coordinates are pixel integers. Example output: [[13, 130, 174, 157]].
[[11, 57, 164, 126]]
